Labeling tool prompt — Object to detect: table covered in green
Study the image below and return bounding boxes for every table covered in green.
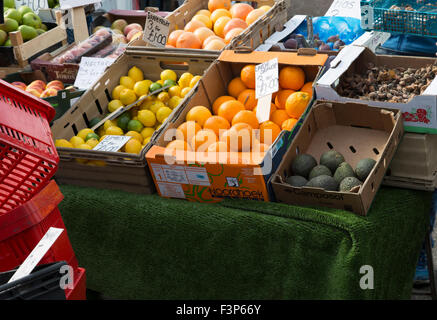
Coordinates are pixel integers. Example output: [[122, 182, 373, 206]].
[[58, 184, 431, 300]]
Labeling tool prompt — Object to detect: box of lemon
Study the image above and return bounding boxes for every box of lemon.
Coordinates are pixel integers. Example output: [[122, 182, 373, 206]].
[[130, 0, 287, 54], [51, 47, 219, 194]]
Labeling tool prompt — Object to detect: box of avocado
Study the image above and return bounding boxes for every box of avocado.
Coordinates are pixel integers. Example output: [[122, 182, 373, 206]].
[[270, 100, 404, 216]]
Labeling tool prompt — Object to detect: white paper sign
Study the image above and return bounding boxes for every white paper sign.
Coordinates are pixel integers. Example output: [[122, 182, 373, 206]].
[[325, 0, 361, 19], [143, 11, 170, 48], [93, 135, 131, 152], [255, 58, 279, 99], [8, 227, 64, 283], [256, 94, 273, 124], [59, 0, 101, 9], [14, 0, 49, 13], [74, 57, 115, 90]]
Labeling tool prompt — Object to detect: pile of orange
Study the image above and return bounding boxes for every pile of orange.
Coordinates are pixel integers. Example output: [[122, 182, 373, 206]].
[[164, 64, 313, 160], [167, 0, 271, 50]]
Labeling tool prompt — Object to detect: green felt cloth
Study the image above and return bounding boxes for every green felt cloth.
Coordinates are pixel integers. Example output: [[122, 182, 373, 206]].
[[58, 184, 431, 300]]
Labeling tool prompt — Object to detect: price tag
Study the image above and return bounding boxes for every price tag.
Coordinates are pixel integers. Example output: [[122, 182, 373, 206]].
[[256, 94, 273, 124], [325, 0, 361, 19], [14, 0, 49, 13], [59, 0, 101, 9], [360, 5, 374, 29], [143, 11, 170, 48], [255, 58, 279, 100], [93, 135, 131, 152], [74, 57, 115, 90]]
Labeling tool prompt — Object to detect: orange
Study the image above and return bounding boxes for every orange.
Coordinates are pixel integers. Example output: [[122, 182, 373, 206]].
[[213, 95, 235, 115], [274, 89, 295, 109], [279, 66, 306, 90], [252, 142, 270, 153], [259, 121, 281, 145], [218, 100, 245, 123], [177, 121, 202, 142], [168, 30, 184, 47], [202, 35, 223, 49], [220, 123, 254, 152], [224, 27, 244, 44], [207, 141, 228, 153], [176, 32, 202, 49], [230, 3, 254, 20], [271, 110, 289, 127], [232, 110, 260, 129], [196, 9, 211, 17], [184, 20, 206, 33], [204, 39, 226, 51], [203, 115, 231, 137], [208, 0, 231, 12], [186, 106, 212, 127], [227, 77, 247, 98], [282, 118, 298, 131], [166, 139, 192, 152], [192, 14, 213, 29], [194, 27, 215, 45], [210, 8, 232, 24], [300, 82, 313, 97], [246, 8, 265, 25], [223, 18, 248, 37], [213, 16, 231, 38], [285, 92, 311, 119], [253, 103, 276, 116], [237, 89, 257, 111], [240, 64, 256, 89], [191, 129, 218, 151]]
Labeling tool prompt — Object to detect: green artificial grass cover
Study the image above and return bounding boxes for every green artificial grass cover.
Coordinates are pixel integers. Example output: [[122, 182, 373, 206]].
[[58, 184, 431, 300]]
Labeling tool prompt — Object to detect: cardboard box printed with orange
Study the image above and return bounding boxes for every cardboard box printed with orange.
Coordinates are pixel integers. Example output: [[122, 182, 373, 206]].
[[146, 50, 328, 202]]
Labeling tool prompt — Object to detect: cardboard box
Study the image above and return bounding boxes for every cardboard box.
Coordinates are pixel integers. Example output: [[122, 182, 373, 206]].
[[270, 100, 404, 216], [51, 48, 218, 193], [146, 50, 328, 203], [315, 45, 437, 134]]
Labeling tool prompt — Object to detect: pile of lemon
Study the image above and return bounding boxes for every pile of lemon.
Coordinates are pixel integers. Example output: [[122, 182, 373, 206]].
[[55, 66, 201, 157]]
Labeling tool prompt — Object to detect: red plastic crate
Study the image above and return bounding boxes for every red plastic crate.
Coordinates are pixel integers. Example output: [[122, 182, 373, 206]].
[[0, 79, 59, 215], [0, 180, 78, 273], [66, 267, 86, 300]]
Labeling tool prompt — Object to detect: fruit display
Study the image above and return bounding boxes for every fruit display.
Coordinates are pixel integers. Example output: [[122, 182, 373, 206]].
[[93, 19, 144, 44], [0, 4, 49, 46], [10, 79, 66, 98], [286, 150, 376, 193], [337, 63, 437, 104], [55, 67, 201, 156], [282, 33, 346, 51], [166, 0, 272, 50]]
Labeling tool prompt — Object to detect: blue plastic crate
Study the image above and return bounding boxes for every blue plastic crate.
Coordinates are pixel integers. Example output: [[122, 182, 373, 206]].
[[361, 0, 437, 38]]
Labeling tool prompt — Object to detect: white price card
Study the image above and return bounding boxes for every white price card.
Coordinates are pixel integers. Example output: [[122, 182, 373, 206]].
[[59, 0, 101, 9], [8, 227, 64, 284], [325, 0, 361, 19], [255, 58, 279, 100], [14, 0, 49, 13], [143, 11, 170, 48], [93, 135, 131, 152], [256, 94, 273, 124], [74, 57, 115, 90]]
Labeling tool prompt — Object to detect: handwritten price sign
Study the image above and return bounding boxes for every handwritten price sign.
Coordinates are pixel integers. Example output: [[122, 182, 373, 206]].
[[143, 11, 170, 48], [14, 0, 49, 13], [93, 136, 132, 152], [74, 57, 115, 90], [255, 58, 279, 99]]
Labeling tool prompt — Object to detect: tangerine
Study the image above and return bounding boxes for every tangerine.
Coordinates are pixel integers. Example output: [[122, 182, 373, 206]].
[[193, 27, 215, 45], [176, 32, 202, 49], [217, 100, 245, 123], [282, 118, 298, 131], [184, 20, 206, 32], [191, 129, 218, 151], [186, 106, 212, 127], [203, 115, 231, 137], [285, 92, 310, 119], [232, 110, 260, 129], [274, 89, 295, 109], [271, 109, 289, 127], [237, 89, 257, 111], [279, 66, 306, 90], [227, 77, 247, 98], [208, 0, 231, 12], [167, 30, 184, 47], [230, 3, 254, 20], [259, 121, 281, 145], [240, 64, 256, 89], [300, 82, 313, 97], [177, 121, 202, 142], [212, 95, 235, 115], [223, 18, 248, 37]]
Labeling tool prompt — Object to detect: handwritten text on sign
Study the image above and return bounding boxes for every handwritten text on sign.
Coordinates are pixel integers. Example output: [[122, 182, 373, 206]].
[[325, 0, 361, 19], [14, 0, 49, 13], [255, 58, 279, 99], [74, 57, 115, 90], [143, 11, 170, 48], [93, 136, 132, 153]]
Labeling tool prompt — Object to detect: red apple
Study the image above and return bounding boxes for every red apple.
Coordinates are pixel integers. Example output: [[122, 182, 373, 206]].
[[124, 23, 142, 36], [12, 82, 27, 91], [127, 29, 143, 42], [46, 80, 64, 90], [26, 88, 42, 98], [28, 80, 46, 91], [40, 88, 58, 98]]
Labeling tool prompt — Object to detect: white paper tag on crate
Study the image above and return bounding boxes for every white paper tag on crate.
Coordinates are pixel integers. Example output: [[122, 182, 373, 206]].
[[8, 227, 64, 284], [143, 11, 170, 48], [256, 94, 273, 124], [255, 58, 279, 100], [93, 135, 131, 152], [14, 0, 49, 13], [325, 0, 361, 19], [74, 57, 115, 90]]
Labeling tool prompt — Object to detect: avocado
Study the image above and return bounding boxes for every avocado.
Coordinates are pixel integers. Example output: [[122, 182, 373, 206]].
[[306, 175, 338, 191], [291, 154, 317, 179], [333, 162, 355, 184], [339, 177, 363, 192], [286, 175, 308, 188], [320, 150, 345, 173], [309, 165, 332, 180], [355, 158, 376, 181]]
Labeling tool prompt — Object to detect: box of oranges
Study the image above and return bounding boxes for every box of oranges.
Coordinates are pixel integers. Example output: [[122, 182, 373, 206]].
[[130, 0, 287, 53], [51, 47, 218, 194], [146, 50, 328, 202]]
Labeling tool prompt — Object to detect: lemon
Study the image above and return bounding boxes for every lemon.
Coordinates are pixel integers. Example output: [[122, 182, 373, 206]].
[[143, 136, 152, 145], [157, 92, 170, 104], [178, 72, 193, 88], [106, 126, 124, 135], [128, 66, 144, 82], [104, 120, 117, 131], [55, 139, 73, 148], [124, 139, 142, 154], [120, 76, 135, 89], [97, 127, 106, 137], [168, 96, 182, 109], [156, 106, 172, 123], [120, 89, 137, 105], [156, 79, 165, 86], [70, 136, 85, 148], [112, 85, 126, 100], [140, 99, 155, 110], [77, 144, 92, 150], [138, 110, 157, 127], [190, 75, 201, 88], [168, 86, 181, 98], [149, 101, 166, 114], [134, 80, 152, 97], [180, 87, 192, 98], [125, 131, 143, 143], [141, 127, 155, 140], [127, 120, 144, 133], [161, 69, 177, 82], [77, 128, 94, 141], [108, 99, 124, 113], [86, 138, 99, 148]]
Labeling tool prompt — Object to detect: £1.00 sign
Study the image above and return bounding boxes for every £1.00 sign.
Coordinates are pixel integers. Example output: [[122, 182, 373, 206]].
[[143, 11, 170, 48]]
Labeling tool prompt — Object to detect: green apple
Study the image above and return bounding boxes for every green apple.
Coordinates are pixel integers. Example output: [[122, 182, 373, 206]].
[[18, 25, 38, 41], [4, 0, 15, 9], [18, 6, 33, 17], [5, 8, 22, 24], [0, 18, 19, 33], [40, 23, 48, 31], [22, 12, 41, 29], [4, 39, 11, 46], [36, 29, 46, 35], [0, 30, 7, 46]]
